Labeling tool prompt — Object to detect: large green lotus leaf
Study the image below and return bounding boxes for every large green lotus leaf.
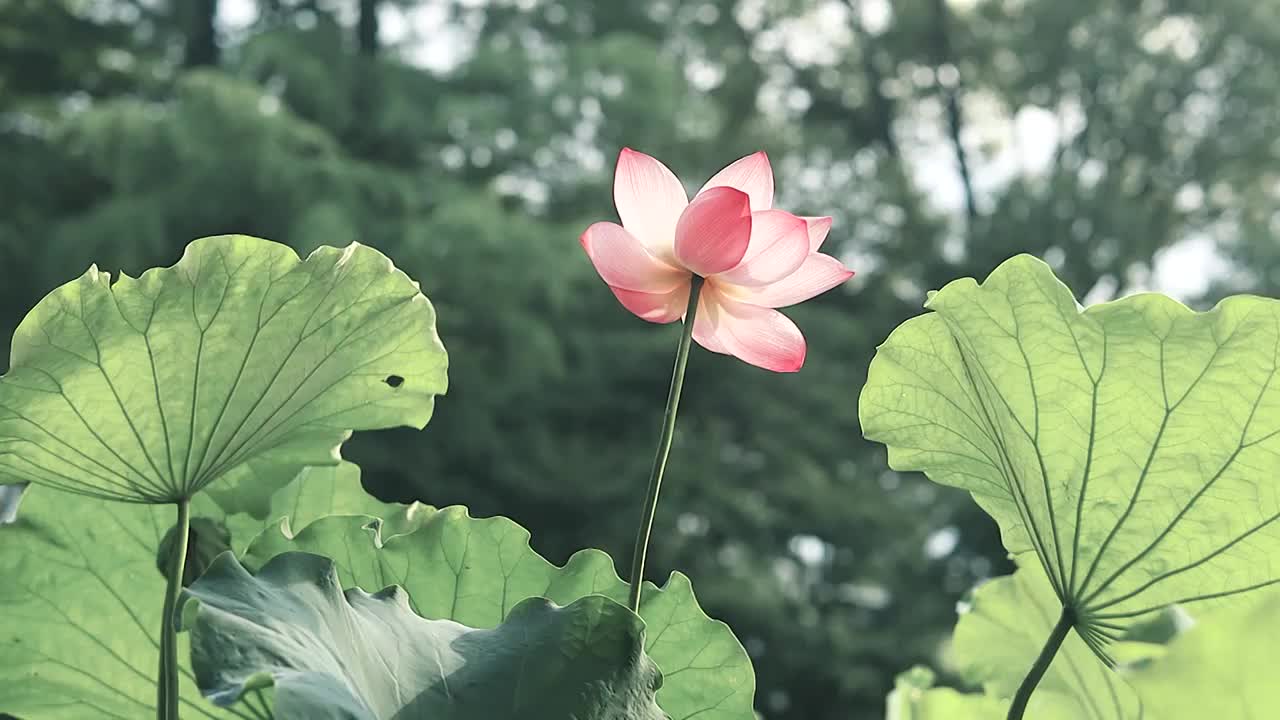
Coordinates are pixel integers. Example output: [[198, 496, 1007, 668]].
[[0, 234, 447, 513], [952, 564, 1151, 719], [180, 551, 665, 720], [1127, 590, 1280, 719], [0, 464, 409, 718], [884, 668, 1003, 720], [242, 507, 755, 720], [860, 254, 1280, 661]]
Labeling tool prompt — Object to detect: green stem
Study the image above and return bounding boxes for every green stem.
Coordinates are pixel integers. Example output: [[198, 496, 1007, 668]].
[[158, 498, 191, 720], [627, 276, 704, 612], [1007, 607, 1074, 720]]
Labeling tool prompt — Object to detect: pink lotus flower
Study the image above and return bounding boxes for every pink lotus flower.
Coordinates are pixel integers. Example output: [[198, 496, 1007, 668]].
[[581, 148, 854, 372]]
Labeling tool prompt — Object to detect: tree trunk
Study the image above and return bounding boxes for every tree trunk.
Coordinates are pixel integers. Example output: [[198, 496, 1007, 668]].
[[846, 0, 900, 158], [930, 0, 977, 224], [183, 0, 219, 68], [358, 0, 380, 57]]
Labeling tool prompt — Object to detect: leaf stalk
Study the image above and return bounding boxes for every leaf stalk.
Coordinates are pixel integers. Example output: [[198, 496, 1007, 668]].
[[1007, 606, 1074, 720], [627, 277, 703, 612], [158, 498, 191, 720]]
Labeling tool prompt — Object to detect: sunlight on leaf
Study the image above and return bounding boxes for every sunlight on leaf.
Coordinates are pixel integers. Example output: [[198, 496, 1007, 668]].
[[0, 235, 447, 512], [242, 507, 756, 720], [1127, 590, 1280, 719], [0, 487, 246, 718], [0, 464, 406, 718], [952, 564, 1154, 719], [884, 564, 1162, 720], [884, 667, 1002, 720], [861, 254, 1280, 663], [180, 552, 665, 720], [223, 462, 427, 552]]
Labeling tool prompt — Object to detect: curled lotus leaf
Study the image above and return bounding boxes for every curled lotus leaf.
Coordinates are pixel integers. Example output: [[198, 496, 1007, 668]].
[[180, 551, 666, 720]]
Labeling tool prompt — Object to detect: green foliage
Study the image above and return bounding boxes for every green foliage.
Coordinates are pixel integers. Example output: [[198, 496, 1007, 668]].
[[882, 563, 1162, 719], [1, 490, 237, 717], [884, 667, 1001, 720], [181, 552, 665, 720], [1, 461, 749, 720], [242, 508, 755, 720], [951, 565, 1150, 719], [1128, 591, 1280, 719], [0, 466, 408, 718], [895, 564, 1280, 720], [861, 255, 1280, 663], [0, 235, 446, 511], [222, 462, 428, 550]]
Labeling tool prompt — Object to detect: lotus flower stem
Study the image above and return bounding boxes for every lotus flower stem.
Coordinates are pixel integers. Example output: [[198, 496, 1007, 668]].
[[158, 498, 191, 720], [1007, 607, 1074, 720], [628, 276, 704, 611]]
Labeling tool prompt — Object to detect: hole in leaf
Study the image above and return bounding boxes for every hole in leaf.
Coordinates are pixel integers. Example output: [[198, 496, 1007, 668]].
[[384, 375, 405, 388]]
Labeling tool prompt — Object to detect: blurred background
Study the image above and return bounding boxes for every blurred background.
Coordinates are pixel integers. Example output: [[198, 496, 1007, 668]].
[[3, 0, 1280, 717]]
